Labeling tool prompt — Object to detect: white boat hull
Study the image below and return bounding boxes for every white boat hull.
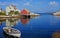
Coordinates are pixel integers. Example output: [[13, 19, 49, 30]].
[[3, 27, 21, 38]]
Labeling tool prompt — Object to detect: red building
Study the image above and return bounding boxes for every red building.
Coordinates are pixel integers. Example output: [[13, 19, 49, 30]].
[[20, 9, 30, 18], [21, 9, 30, 15]]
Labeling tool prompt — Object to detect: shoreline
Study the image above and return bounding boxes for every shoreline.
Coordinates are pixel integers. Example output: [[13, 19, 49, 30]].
[[0, 15, 20, 18], [0, 14, 40, 18]]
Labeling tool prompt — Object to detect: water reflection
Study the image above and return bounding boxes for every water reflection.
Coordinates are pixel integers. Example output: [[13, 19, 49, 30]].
[[0, 15, 39, 26], [20, 18, 30, 25], [0, 18, 6, 25], [50, 16, 60, 26], [0, 18, 19, 27], [5, 18, 19, 27]]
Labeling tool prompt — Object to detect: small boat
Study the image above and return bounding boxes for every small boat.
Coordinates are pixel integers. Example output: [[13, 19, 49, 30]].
[[3, 27, 21, 38]]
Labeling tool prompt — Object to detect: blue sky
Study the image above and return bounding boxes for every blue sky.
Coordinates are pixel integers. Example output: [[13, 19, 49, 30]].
[[0, 0, 60, 13]]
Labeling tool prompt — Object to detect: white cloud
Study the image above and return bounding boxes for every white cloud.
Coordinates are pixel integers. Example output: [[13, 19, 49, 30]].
[[10, 3, 19, 6], [49, 1, 58, 6], [24, 2, 30, 5], [30, 0, 33, 1], [0, 2, 19, 6], [21, 0, 33, 2], [0, 2, 7, 5], [24, 2, 32, 6]]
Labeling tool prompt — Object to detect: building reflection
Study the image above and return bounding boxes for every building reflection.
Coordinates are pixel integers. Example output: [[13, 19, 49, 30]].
[[0, 17, 30, 26], [6, 18, 19, 27], [20, 18, 30, 25], [20, 15, 39, 25], [0, 18, 18, 26], [0, 14, 39, 26]]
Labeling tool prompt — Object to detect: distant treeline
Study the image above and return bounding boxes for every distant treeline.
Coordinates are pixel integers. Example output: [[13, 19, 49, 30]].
[[37, 13, 53, 15]]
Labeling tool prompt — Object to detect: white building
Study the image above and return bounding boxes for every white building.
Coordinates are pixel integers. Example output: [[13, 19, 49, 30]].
[[0, 10, 1, 12], [0, 8, 2, 12], [6, 5, 20, 15]]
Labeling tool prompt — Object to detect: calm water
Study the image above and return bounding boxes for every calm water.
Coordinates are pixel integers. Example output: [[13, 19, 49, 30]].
[[0, 14, 60, 38]]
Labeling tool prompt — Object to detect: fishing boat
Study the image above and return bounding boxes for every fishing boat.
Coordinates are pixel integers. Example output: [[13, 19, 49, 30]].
[[3, 27, 21, 38]]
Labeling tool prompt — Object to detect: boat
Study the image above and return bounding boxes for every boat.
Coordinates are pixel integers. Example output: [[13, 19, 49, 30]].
[[3, 27, 21, 38]]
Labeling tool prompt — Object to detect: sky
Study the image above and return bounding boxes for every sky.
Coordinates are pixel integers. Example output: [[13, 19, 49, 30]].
[[0, 0, 60, 13]]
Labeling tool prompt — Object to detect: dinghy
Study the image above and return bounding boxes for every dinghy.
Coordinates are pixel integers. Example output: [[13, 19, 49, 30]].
[[3, 27, 21, 38]]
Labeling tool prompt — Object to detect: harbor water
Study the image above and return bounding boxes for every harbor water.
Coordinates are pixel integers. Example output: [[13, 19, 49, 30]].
[[0, 14, 60, 38]]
